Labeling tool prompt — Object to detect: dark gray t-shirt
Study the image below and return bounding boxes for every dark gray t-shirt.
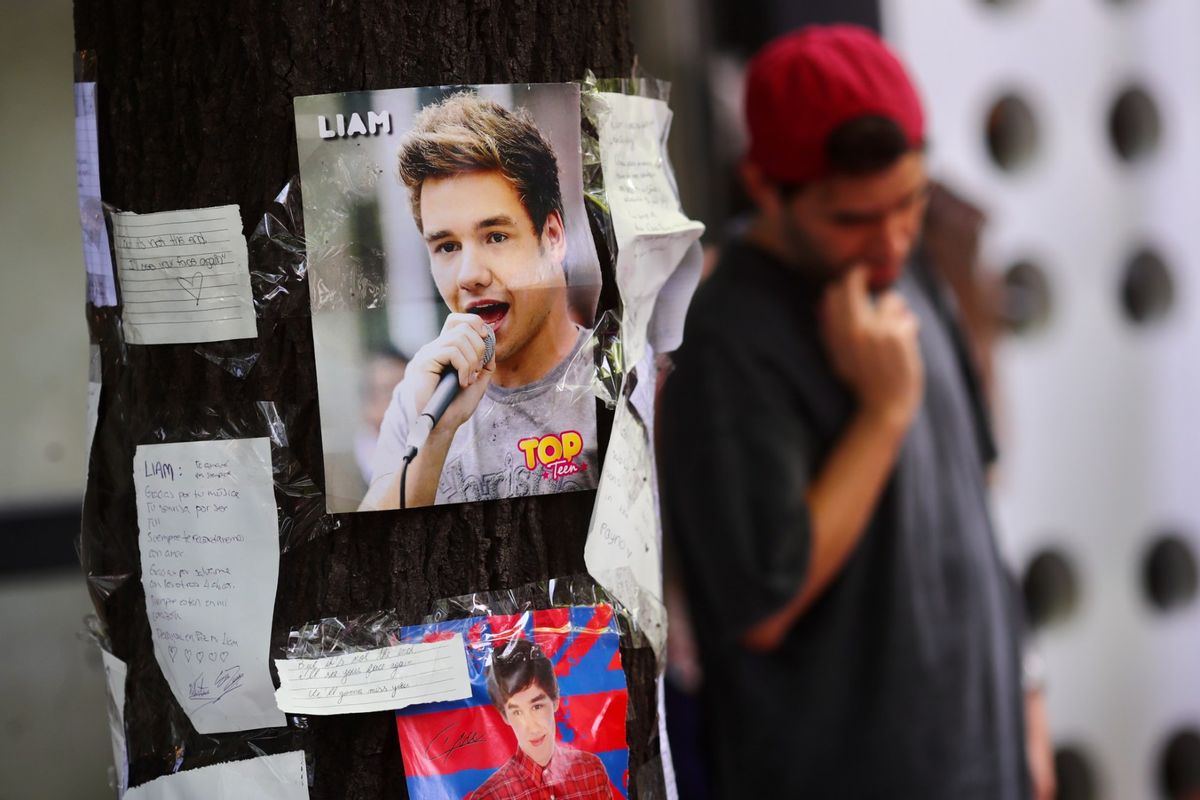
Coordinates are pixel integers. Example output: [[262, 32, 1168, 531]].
[[659, 242, 1028, 799]]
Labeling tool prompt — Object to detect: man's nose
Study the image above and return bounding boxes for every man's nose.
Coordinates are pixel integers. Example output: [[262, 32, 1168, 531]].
[[517, 715, 538, 737], [873, 213, 913, 264], [457, 243, 493, 291]]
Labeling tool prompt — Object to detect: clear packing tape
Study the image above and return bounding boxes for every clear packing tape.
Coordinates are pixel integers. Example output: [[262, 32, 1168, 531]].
[[81, 367, 333, 616], [83, 618, 129, 797], [80, 398, 322, 791], [287, 575, 649, 657], [82, 400, 336, 604], [82, 621, 311, 799], [579, 74, 705, 670]]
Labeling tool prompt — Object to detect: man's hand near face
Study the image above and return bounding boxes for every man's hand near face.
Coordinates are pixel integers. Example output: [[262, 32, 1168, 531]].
[[403, 313, 496, 433], [362, 313, 495, 510], [820, 266, 924, 429], [743, 266, 926, 651]]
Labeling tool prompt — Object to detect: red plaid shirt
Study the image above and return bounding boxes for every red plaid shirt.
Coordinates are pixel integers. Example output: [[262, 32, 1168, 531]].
[[470, 745, 615, 800]]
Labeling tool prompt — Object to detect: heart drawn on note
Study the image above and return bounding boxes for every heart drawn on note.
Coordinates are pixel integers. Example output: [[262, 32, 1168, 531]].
[[168, 645, 178, 662], [197, 651, 206, 664], [220, 651, 229, 663], [176, 272, 204, 305], [184, 649, 192, 663]]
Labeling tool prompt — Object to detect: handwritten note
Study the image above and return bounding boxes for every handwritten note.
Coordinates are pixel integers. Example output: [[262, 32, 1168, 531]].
[[100, 650, 128, 797], [585, 395, 667, 657], [112, 205, 257, 345], [124, 751, 308, 800], [74, 82, 117, 307], [596, 92, 705, 358], [135, 437, 285, 734], [274, 636, 471, 715]]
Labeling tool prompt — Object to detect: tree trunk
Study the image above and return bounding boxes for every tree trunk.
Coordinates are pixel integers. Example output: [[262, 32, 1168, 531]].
[[73, 4, 651, 798]]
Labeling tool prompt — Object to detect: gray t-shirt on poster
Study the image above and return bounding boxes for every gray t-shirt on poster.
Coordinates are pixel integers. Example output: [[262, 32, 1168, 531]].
[[370, 329, 599, 505]]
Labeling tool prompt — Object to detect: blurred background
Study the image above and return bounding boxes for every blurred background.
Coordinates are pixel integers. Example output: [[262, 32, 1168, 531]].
[[5, 0, 1200, 797]]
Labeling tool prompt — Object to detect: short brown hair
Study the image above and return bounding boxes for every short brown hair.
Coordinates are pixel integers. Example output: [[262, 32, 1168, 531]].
[[485, 638, 559, 718], [398, 92, 564, 236]]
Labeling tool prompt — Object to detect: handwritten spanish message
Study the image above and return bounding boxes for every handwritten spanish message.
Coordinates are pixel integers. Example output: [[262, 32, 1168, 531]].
[[123, 750, 308, 800], [595, 92, 704, 358], [274, 636, 471, 715], [135, 437, 285, 734], [585, 395, 667, 657], [112, 205, 257, 345], [74, 82, 117, 307]]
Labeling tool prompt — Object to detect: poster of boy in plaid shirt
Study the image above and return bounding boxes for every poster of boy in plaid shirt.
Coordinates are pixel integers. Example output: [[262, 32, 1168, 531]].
[[395, 605, 628, 799]]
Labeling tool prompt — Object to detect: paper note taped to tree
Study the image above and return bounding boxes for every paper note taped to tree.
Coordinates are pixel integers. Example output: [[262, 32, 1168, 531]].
[[274, 636, 471, 715], [113, 205, 257, 345], [135, 437, 284, 734]]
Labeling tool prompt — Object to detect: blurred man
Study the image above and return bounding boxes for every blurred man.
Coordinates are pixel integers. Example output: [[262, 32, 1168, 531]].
[[473, 638, 614, 800], [659, 25, 1052, 799], [361, 93, 598, 510]]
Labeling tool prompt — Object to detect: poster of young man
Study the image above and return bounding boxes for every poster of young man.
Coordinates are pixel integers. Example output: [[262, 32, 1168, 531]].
[[294, 84, 603, 513], [393, 606, 628, 800]]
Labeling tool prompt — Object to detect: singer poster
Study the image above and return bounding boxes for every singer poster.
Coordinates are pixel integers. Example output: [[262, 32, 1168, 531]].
[[295, 83, 603, 512], [394, 605, 629, 800]]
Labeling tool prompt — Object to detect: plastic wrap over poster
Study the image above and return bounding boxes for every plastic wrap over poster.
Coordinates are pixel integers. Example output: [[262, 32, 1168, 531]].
[[394, 605, 628, 800], [294, 83, 605, 513]]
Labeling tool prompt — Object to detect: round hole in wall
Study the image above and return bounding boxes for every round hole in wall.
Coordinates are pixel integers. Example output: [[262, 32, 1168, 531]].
[[1161, 730, 1200, 800], [1001, 259, 1053, 334], [1109, 84, 1162, 163], [1023, 549, 1079, 629], [985, 93, 1039, 172], [1120, 247, 1175, 326], [1056, 745, 1098, 800], [1143, 534, 1198, 613]]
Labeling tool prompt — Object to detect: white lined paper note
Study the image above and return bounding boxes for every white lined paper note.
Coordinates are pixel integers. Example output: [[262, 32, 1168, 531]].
[[274, 636, 471, 715], [113, 205, 257, 345]]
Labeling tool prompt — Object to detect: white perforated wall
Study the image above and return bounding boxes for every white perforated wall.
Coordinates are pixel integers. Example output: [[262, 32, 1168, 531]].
[[883, 1, 1200, 797]]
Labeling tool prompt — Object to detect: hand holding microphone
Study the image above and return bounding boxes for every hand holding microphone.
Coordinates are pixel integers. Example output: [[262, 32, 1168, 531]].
[[403, 313, 497, 459], [819, 266, 924, 433]]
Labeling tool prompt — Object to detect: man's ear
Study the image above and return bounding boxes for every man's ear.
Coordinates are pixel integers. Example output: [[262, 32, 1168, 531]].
[[552, 695, 561, 713], [739, 159, 784, 219], [540, 209, 568, 263]]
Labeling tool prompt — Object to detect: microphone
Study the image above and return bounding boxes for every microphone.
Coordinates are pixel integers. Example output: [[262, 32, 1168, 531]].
[[403, 324, 495, 460]]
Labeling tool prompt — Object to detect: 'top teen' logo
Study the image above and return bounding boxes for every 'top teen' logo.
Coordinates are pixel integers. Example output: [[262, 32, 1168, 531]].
[[517, 431, 588, 482]]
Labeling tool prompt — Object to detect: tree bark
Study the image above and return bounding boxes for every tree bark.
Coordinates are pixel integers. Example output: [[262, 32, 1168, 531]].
[[73, 4, 650, 798]]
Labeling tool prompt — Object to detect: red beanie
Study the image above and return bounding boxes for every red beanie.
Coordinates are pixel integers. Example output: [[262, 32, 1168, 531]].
[[744, 25, 925, 184]]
